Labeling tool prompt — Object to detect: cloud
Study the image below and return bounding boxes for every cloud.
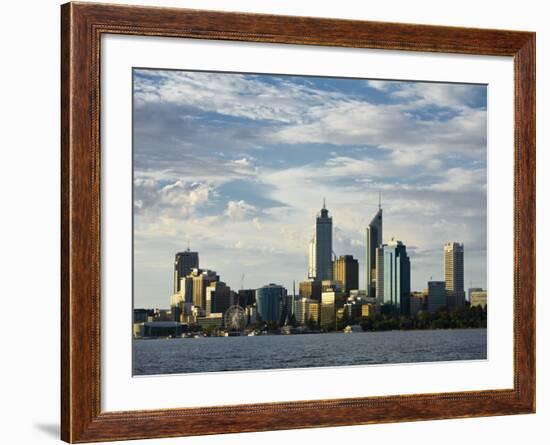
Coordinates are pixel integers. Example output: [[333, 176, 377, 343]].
[[225, 200, 257, 220], [132, 70, 488, 308]]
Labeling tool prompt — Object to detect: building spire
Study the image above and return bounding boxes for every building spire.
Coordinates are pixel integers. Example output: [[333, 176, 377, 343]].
[[323, 197, 326, 209], [379, 191, 382, 211]]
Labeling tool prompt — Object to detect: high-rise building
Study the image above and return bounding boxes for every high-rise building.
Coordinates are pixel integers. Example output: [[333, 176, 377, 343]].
[[333, 255, 359, 295], [255, 284, 287, 323], [205, 281, 232, 315], [307, 235, 316, 279], [299, 279, 322, 302], [236, 289, 256, 307], [365, 198, 383, 298], [314, 200, 333, 281], [382, 238, 411, 315], [295, 297, 314, 325], [375, 245, 385, 303], [320, 287, 346, 329], [189, 268, 219, 310], [173, 249, 199, 293], [427, 280, 446, 312], [444, 242, 465, 308]]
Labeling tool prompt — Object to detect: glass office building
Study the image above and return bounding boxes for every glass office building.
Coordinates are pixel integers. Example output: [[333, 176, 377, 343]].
[[383, 238, 411, 315], [255, 284, 287, 323]]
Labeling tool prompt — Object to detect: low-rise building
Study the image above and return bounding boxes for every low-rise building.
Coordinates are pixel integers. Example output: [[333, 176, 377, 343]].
[[134, 321, 186, 338], [196, 313, 224, 329], [470, 291, 487, 308], [361, 303, 380, 318]]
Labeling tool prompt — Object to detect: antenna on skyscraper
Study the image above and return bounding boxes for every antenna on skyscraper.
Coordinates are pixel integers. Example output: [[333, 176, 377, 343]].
[[186, 238, 190, 251], [323, 197, 326, 209], [379, 191, 382, 210], [241, 273, 245, 290]]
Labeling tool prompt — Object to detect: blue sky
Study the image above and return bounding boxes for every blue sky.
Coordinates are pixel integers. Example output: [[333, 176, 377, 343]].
[[133, 69, 487, 309]]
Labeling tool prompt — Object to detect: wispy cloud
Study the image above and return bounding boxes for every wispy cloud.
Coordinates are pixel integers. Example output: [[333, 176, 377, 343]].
[[133, 69, 487, 308]]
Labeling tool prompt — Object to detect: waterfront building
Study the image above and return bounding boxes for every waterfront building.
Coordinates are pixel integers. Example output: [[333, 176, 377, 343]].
[[173, 249, 199, 293], [236, 288, 256, 307], [468, 287, 483, 302], [190, 268, 219, 310], [470, 290, 488, 308], [427, 281, 446, 312], [382, 238, 411, 315], [295, 297, 314, 325], [245, 306, 257, 325], [196, 313, 224, 330], [333, 255, 359, 296], [444, 242, 465, 308], [343, 301, 363, 322], [133, 308, 151, 323], [170, 293, 183, 321], [314, 200, 333, 281], [320, 288, 346, 329], [361, 303, 380, 318], [308, 302, 320, 325], [409, 291, 426, 316], [256, 283, 287, 323], [205, 281, 232, 315], [299, 279, 321, 301], [134, 321, 186, 338], [153, 308, 172, 321], [365, 198, 383, 298]]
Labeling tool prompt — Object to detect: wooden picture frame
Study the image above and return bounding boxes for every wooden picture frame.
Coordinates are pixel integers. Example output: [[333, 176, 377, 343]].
[[61, 2, 535, 442]]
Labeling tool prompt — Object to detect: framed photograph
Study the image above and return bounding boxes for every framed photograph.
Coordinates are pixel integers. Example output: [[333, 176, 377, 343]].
[[61, 2, 535, 442]]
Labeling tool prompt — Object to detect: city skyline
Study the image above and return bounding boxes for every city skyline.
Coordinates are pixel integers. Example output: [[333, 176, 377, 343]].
[[133, 69, 487, 308]]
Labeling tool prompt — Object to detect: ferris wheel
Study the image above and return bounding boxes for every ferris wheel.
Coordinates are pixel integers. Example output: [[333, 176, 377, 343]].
[[224, 305, 246, 331]]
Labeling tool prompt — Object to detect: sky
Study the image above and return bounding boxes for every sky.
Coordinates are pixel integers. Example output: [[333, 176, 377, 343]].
[[132, 69, 487, 309]]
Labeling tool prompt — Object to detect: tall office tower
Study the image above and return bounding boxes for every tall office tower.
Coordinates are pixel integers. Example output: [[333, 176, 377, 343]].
[[315, 200, 333, 281], [365, 196, 383, 298], [299, 279, 322, 302], [173, 248, 199, 293], [189, 268, 219, 310], [333, 255, 359, 295], [444, 242, 465, 308], [383, 238, 411, 315], [375, 245, 385, 303], [307, 235, 316, 279], [320, 287, 346, 329], [205, 281, 232, 315]]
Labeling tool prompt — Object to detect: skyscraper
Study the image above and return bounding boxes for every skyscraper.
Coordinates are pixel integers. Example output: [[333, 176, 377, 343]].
[[375, 245, 385, 303], [383, 238, 411, 315], [333, 255, 359, 295], [365, 196, 383, 298], [190, 268, 219, 309], [307, 235, 316, 279], [444, 242, 465, 308], [173, 249, 199, 293], [314, 200, 333, 281]]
